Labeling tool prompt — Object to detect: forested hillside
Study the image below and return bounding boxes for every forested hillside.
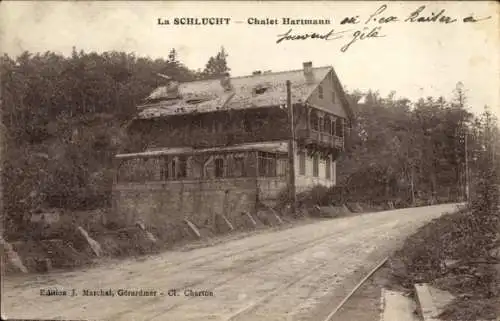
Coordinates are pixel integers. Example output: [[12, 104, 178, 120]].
[[2, 47, 499, 238], [339, 89, 499, 206], [2, 47, 230, 235]]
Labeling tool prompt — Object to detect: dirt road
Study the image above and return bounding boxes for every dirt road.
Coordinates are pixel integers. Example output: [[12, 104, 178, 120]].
[[2, 204, 458, 321]]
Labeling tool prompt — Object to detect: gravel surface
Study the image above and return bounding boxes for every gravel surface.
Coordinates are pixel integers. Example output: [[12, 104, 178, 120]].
[[2, 204, 458, 321]]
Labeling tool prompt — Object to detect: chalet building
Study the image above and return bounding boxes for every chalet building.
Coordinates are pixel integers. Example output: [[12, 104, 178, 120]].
[[113, 62, 353, 229]]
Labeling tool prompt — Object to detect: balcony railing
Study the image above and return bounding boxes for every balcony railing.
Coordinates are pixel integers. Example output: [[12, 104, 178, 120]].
[[296, 129, 344, 149]]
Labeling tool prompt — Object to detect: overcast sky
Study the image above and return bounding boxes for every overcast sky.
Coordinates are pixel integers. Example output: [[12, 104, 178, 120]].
[[1, 1, 498, 116]]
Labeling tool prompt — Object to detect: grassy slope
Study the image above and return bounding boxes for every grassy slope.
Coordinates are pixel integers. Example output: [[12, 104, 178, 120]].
[[389, 206, 500, 320]]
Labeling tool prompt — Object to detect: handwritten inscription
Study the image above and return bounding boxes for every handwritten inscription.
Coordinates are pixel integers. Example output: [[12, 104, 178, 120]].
[[276, 27, 384, 52], [404, 6, 456, 23], [341, 27, 385, 52], [155, 4, 492, 52], [273, 4, 491, 52], [365, 5, 398, 24], [276, 29, 348, 44]]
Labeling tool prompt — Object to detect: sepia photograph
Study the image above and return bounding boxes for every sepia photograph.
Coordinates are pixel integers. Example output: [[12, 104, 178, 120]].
[[1, 1, 499, 320]]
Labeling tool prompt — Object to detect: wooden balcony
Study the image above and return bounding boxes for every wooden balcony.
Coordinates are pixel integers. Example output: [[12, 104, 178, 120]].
[[190, 132, 265, 148], [296, 129, 344, 150], [191, 132, 228, 148], [190, 129, 288, 149]]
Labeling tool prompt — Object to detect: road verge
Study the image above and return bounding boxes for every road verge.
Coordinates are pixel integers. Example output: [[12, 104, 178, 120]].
[[388, 205, 500, 321]]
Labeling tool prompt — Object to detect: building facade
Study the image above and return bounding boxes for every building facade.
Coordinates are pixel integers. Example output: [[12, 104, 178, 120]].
[[113, 62, 353, 228]]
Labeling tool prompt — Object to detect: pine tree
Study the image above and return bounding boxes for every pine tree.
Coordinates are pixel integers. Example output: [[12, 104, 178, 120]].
[[471, 106, 499, 220], [202, 46, 230, 79]]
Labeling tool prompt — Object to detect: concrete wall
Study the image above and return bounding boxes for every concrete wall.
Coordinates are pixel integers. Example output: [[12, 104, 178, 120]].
[[113, 176, 286, 229], [257, 177, 288, 203], [294, 148, 336, 193]]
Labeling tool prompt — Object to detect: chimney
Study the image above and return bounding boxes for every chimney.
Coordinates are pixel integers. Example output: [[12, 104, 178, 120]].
[[220, 72, 233, 92], [303, 61, 314, 83]]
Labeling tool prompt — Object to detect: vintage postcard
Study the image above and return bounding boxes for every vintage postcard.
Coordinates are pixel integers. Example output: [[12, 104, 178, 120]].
[[1, 1, 499, 321]]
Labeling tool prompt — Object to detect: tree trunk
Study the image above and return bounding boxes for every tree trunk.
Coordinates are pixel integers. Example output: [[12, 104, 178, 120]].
[[410, 166, 415, 205], [430, 169, 437, 205]]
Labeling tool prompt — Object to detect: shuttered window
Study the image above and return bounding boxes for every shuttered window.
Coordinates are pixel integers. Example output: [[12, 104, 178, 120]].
[[313, 154, 319, 177], [325, 157, 331, 179], [299, 151, 306, 175], [215, 158, 224, 177]]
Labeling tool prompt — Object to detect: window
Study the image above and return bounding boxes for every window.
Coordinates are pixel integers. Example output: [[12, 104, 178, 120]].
[[325, 157, 331, 179], [117, 159, 132, 182], [216, 121, 224, 133], [210, 119, 217, 133], [177, 156, 187, 178], [253, 82, 272, 95], [318, 85, 324, 99], [313, 154, 319, 177], [144, 157, 161, 181], [336, 118, 344, 137], [215, 158, 224, 178], [192, 118, 202, 129], [223, 114, 232, 130], [232, 156, 246, 177], [243, 117, 252, 133], [324, 118, 331, 135], [190, 157, 203, 179], [160, 157, 168, 180], [277, 158, 288, 177], [298, 151, 306, 175], [167, 158, 176, 179], [311, 113, 319, 131], [332, 90, 336, 103], [258, 152, 277, 177], [331, 118, 337, 136], [332, 161, 337, 184], [254, 86, 269, 95]]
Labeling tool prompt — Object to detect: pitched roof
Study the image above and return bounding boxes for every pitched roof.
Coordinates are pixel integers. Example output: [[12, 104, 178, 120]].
[[136, 66, 353, 121]]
